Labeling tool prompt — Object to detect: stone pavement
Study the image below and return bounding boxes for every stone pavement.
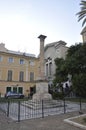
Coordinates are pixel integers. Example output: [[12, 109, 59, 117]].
[[0, 110, 85, 130]]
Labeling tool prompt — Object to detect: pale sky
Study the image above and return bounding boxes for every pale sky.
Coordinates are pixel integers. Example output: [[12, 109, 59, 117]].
[[0, 0, 83, 56]]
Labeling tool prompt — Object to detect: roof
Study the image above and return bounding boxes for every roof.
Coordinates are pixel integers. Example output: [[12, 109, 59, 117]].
[[7, 50, 36, 57], [0, 43, 36, 58], [44, 40, 67, 51]]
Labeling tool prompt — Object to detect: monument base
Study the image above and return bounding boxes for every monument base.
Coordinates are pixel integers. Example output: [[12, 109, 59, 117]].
[[33, 92, 52, 101], [32, 82, 52, 101]]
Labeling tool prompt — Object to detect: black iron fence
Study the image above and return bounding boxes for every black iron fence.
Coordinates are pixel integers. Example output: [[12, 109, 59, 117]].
[[0, 97, 86, 122]]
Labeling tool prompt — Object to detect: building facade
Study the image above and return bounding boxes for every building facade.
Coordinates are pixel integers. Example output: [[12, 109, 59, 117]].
[[0, 43, 40, 97], [44, 40, 68, 82], [81, 26, 86, 43]]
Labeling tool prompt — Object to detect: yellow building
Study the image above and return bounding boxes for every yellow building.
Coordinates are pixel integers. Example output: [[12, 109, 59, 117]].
[[0, 43, 40, 97], [0, 35, 69, 97]]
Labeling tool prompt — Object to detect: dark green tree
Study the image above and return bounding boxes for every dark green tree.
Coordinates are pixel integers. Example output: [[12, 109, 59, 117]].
[[54, 58, 67, 83], [72, 73, 86, 97], [53, 58, 68, 98], [66, 43, 86, 75], [54, 43, 86, 97]]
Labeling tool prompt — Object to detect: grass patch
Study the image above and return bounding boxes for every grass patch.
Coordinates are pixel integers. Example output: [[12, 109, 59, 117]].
[[83, 117, 86, 123], [65, 97, 86, 103]]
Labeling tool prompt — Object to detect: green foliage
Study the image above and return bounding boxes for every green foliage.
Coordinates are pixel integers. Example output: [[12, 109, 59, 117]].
[[53, 58, 68, 98], [68, 44, 86, 97], [65, 43, 86, 75], [77, 0, 86, 26], [54, 43, 86, 97], [66, 43, 82, 58], [52, 92, 64, 99], [72, 74, 86, 97], [83, 117, 86, 123], [54, 58, 68, 85]]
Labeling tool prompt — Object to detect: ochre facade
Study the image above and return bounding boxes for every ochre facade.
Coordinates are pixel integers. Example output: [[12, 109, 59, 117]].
[[0, 43, 40, 97]]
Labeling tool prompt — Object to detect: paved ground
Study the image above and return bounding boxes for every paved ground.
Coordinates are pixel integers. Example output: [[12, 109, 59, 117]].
[[0, 110, 86, 130]]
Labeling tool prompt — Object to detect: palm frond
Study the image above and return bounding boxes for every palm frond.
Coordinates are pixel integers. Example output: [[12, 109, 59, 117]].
[[80, 1, 86, 6], [77, 0, 86, 26], [82, 18, 86, 26]]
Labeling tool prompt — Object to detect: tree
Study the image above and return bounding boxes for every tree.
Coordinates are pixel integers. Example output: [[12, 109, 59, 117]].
[[54, 43, 86, 97], [53, 58, 68, 98], [54, 58, 67, 83], [65, 43, 86, 97], [72, 73, 86, 97], [68, 44, 86, 74], [65, 43, 86, 76], [77, 0, 86, 26]]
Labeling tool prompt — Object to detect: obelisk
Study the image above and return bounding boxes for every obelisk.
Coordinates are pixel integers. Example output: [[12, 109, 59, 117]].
[[32, 35, 52, 100], [38, 35, 46, 80]]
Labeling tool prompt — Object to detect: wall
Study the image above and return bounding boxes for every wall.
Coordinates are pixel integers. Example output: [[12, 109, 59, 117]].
[[0, 51, 40, 96]]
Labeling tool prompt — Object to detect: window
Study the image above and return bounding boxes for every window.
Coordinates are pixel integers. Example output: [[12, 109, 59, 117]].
[[29, 60, 34, 66], [18, 87, 23, 94], [20, 59, 24, 64], [46, 64, 48, 76], [13, 87, 17, 93], [49, 62, 52, 75], [6, 87, 11, 93], [56, 49, 60, 54], [0, 56, 2, 62], [56, 49, 61, 58], [19, 71, 24, 81], [30, 72, 34, 81], [8, 57, 13, 63], [7, 70, 12, 81]]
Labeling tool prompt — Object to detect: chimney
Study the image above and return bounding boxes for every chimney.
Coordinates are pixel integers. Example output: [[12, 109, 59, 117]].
[[0, 43, 7, 52], [38, 35, 47, 80]]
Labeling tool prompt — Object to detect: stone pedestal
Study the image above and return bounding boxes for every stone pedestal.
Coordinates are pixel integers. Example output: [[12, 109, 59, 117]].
[[32, 82, 52, 101]]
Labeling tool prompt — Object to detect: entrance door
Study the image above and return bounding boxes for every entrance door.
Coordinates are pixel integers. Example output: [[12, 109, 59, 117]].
[[30, 86, 36, 97]]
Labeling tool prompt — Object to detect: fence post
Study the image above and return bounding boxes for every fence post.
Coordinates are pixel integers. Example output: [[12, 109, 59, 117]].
[[64, 98, 66, 114], [18, 101, 20, 122], [42, 100, 44, 118], [7, 101, 10, 117], [79, 97, 82, 111]]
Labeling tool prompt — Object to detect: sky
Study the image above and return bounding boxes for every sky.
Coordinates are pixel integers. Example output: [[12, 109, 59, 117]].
[[0, 0, 83, 56]]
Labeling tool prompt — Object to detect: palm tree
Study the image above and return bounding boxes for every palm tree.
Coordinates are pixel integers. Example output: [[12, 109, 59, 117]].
[[77, 0, 86, 26]]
